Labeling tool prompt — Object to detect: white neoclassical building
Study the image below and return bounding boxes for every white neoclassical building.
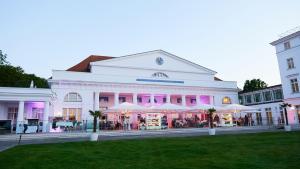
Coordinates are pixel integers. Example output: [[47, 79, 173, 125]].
[[0, 50, 239, 133], [49, 50, 238, 130]]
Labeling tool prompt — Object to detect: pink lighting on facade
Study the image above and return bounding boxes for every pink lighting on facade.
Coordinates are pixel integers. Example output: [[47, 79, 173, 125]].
[[200, 95, 210, 104], [287, 110, 295, 124]]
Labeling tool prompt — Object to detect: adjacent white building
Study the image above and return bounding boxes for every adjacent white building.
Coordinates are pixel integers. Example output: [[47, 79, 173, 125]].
[[271, 29, 300, 125], [0, 87, 52, 133], [239, 85, 284, 126]]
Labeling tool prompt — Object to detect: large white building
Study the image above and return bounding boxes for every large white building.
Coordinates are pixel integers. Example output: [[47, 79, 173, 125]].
[[271, 29, 300, 125], [0, 50, 239, 133], [49, 50, 238, 130]]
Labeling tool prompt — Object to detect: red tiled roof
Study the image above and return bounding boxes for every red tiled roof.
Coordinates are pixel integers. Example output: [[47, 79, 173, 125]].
[[67, 55, 114, 72]]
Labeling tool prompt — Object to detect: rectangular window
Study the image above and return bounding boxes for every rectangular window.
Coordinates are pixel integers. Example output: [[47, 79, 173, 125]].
[[287, 58, 295, 69], [256, 112, 262, 125], [177, 98, 182, 103], [62, 108, 82, 121], [265, 108, 273, 125], [190, 98, 196, 104], [279, 107, 284, 124], [273, 89, 283, 100], [245, 95, 252, 104], [284, 41, 291, 50], [63, 108, 68, 120], [119, 97, 126, 103], [7, 107, 18, 121], [263, 91, 272, 101], [137, 97, 142, 103], [290, 78, 299, 93], [99, 97, 109, 102], [239, 96, 244, 105], [254, 93, 261, 103]]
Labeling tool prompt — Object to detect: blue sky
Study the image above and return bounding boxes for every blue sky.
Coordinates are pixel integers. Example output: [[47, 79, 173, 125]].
[[1, 0, 300, 88]]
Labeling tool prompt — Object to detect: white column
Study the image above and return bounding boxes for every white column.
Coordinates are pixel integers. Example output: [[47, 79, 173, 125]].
[[114, 93, 119, 106], [210, 96, 214, 105], [150, 94, 155, 105], [95, 92, 100, 111], [196, 95, 200, 106], [182, 95, 186, 106], [42, 101, 50, 132], [166, 94, 171, 103], [16, 101, 24, 134], [133, 93, 138, 104]]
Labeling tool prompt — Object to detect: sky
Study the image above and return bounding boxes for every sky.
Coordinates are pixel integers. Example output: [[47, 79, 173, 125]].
[[1, 0, 300, 88]]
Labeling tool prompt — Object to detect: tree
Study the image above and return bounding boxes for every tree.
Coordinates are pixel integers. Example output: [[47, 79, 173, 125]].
[[243, 79, 268, 92], [0, 50, 9, 65], [0, 50, 49, 88], [89, 110, 102, 133], [207, 108, 216, 129]]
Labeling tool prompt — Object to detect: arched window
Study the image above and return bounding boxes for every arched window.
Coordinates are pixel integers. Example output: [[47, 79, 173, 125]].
[[64, 92, 82, 102], [222, 97, 231, 104]]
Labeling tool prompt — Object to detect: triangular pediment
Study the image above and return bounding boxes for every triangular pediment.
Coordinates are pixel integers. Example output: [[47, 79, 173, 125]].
[[90, 50, 216, 74]]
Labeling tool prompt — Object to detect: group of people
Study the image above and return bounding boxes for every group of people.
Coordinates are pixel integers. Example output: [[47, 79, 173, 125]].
[[233, 115, 254, 126]]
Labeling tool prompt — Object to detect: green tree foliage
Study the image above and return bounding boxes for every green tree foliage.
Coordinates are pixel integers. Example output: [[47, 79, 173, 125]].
[[243, 79, 268, 92], [0, 50, 9, 65], [0, 50, 49, 88]]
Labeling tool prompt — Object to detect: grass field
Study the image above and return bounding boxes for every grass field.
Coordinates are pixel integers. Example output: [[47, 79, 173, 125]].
[[0, 131, 300, 169]]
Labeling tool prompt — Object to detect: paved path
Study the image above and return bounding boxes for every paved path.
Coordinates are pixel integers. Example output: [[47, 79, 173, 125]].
[[0, 127, 289, 152]]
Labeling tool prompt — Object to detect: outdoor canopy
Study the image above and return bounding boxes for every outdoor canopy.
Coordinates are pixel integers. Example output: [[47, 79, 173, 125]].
[[223, 104, 258, 112], [104, 102, 145, 112], [148, 103, 191, 112]]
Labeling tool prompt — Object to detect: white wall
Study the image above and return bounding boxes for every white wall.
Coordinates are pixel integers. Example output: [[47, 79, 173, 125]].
[[276, 36, 300, 100], [254, 102, 283, 125], [50, 82, 238, 121], [91, 50, 215, 74]]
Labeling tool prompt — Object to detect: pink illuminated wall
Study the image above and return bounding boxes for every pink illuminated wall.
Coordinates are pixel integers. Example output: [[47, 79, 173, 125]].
[[138, 94, 151, 107], [287, 110, 295, 124], [25, 102, 45, 120], [200, 95, 210, 104]]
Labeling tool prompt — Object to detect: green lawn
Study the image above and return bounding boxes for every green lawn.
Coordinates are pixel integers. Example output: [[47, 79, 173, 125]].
[[1, 131, 300, 169]]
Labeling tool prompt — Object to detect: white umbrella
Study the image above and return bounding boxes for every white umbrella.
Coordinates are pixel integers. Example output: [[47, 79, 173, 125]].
[[223, 104, 258, 112], [223, 104, 258, 126], [148, 103, 190, 112], [190, 104, 226, 112], [105, 102, 145, 112]]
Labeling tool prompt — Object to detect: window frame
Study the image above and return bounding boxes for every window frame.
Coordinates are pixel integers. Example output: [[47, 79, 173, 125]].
[[222, 97, 231, 104], [284, 41, 291, 50], [290, 78, 300, 93], [287, 58, 295, 69], [64, 92, 82, 102]]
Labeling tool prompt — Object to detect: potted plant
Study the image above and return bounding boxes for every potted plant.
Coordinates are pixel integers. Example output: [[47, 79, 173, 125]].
[[280, 103, 292, 131], [207, 108, 216, 135], [89, 110, 102, 141]]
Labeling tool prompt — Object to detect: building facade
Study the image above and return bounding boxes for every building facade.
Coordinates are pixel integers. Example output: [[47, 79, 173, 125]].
[[49, 50, 238, 130], [239, 85, 285, 126], [0, 87, 52, 134], [0, 50, 239, 133], [271, 29, 300, 125]]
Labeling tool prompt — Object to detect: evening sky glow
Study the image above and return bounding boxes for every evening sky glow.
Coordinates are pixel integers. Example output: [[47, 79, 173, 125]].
[[1, 0, 300, 88]]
